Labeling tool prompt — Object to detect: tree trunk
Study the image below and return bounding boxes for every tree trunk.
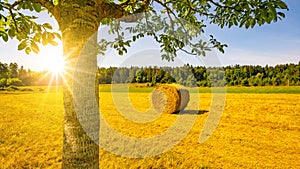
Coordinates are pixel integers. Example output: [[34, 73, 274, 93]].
[[57, 3, 100, 168]]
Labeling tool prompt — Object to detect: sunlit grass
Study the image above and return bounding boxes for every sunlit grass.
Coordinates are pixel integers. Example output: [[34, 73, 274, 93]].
[[0, 91, 63, 168], [0, 86, 299, 168]]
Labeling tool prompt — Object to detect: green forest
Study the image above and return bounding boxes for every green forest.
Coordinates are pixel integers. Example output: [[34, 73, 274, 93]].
[[99, 62, 300, 86], [1, 61, 300, 88]]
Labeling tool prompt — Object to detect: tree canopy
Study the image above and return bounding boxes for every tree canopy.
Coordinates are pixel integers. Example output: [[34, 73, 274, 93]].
[[0, 0, 289, 59]]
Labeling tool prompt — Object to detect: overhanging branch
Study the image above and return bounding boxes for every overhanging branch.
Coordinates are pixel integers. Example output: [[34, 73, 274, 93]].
[[9, 0, 24, 10], [101, 0, 151, 22]]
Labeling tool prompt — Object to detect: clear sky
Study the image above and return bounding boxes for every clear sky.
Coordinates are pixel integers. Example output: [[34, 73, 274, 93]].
[[0, 0, 299, 71], [206, 0, 300, 66]]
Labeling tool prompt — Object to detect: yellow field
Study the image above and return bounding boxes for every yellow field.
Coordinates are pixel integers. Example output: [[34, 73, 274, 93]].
[[0, 88, 300, 168]]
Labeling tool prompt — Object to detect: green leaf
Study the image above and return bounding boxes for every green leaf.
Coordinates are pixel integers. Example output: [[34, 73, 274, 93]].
[[48, 33, 55, 40], [250, 18, 256, 28], [25, 47, 31, 54], [33, 32, 42, 42], [261, 8, 268, 20], [18, 41, 27, 50], [49, 40, 58, 46], [275, 1, 288, 9], [277, 12, 285, 18], [24, 1, 34, 11], [0, 32, 8, 42], [268, 4, 277, 18], [32, 3, 42, 12], [54, 0, 59, 6], [8, 28, 16, 38], [42, 23, 52, 29], [219, 47, 225, 53], [30, 41, 40, 54], [118, 50, 123, 55], [239, 17, 247, 28], [42, 32, 47, 45], [245, 20, 250, 29], [54, 33, 61, 40]]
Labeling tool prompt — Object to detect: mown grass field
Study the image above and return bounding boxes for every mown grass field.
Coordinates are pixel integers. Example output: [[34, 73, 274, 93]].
[[99, 84, 300, 94], [0, 85, 300, 168]]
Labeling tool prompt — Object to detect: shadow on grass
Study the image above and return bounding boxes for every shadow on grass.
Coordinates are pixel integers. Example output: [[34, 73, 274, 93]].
[[173, 110, 209, 115]]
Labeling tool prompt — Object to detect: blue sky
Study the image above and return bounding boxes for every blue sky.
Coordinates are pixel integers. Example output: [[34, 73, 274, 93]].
[[0, 0, 299, 70], [205, 0, 300, 66]]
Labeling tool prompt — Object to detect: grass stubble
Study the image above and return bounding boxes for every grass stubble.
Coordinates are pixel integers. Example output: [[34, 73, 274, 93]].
[[0, 86, 299, 168]]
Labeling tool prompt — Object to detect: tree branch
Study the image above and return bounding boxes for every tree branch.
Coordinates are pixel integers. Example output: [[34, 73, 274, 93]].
[[8, 9, 19, 32], [101, 0, 151, 22], [153, 0, 189, 34], [177, 47, 197, 56], [207, 0, 251, 13], [9, 0, 24, 10], [185, 0, 214, 17], [100, 2, 126, 20], [153, 0, 177, 19]]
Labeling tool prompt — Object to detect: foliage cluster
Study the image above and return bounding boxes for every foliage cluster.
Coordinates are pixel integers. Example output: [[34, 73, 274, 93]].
[[0, 62, 24, 88], [0, 0, 288, 60], [224, 63, 300, 86]]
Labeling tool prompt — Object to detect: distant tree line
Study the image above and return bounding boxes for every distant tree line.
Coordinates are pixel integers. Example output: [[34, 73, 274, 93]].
[[0, 62, 58, 88], [1, 61, 299, 88], [98, 65, 225, 87], [223, 63, 300, 86], [98, 62, 300, 87]]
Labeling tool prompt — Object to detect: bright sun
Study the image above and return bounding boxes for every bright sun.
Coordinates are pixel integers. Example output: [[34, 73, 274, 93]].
[[30, 43, 66, 86], [37, 44, 65, 74], [46, 57, 65, 74]]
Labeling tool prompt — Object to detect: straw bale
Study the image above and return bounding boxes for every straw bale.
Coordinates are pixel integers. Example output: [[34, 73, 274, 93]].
[[152, 84, 190, 114]]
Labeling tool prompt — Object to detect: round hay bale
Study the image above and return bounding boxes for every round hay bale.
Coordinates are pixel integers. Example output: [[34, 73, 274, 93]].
[[151, 84, 190, 114]]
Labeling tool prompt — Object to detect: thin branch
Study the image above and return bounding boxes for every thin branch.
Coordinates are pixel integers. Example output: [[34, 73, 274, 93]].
[[118, 12, 144, 23], [101, 0, 151, 22], [166, 10, 174, 29], [153, 0, 189, 34], [8, 9, 19, 32], [207, 0, 223, 8], [189, 6, 214, 17], [207, 0, 252, 13], [100, 2, 126, 20], [9, 0, 24, 10], [144, 12, 152, 30], [2, 1, 24, 33], [177, 47, 197, 56], [153, 0, 177, 20]]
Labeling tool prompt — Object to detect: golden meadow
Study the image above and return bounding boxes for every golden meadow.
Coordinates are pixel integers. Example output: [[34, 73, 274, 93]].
[[0, 85, 300, 168]]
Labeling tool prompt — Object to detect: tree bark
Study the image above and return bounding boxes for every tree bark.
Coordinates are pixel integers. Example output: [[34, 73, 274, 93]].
[[56, 2, 100, 168]]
